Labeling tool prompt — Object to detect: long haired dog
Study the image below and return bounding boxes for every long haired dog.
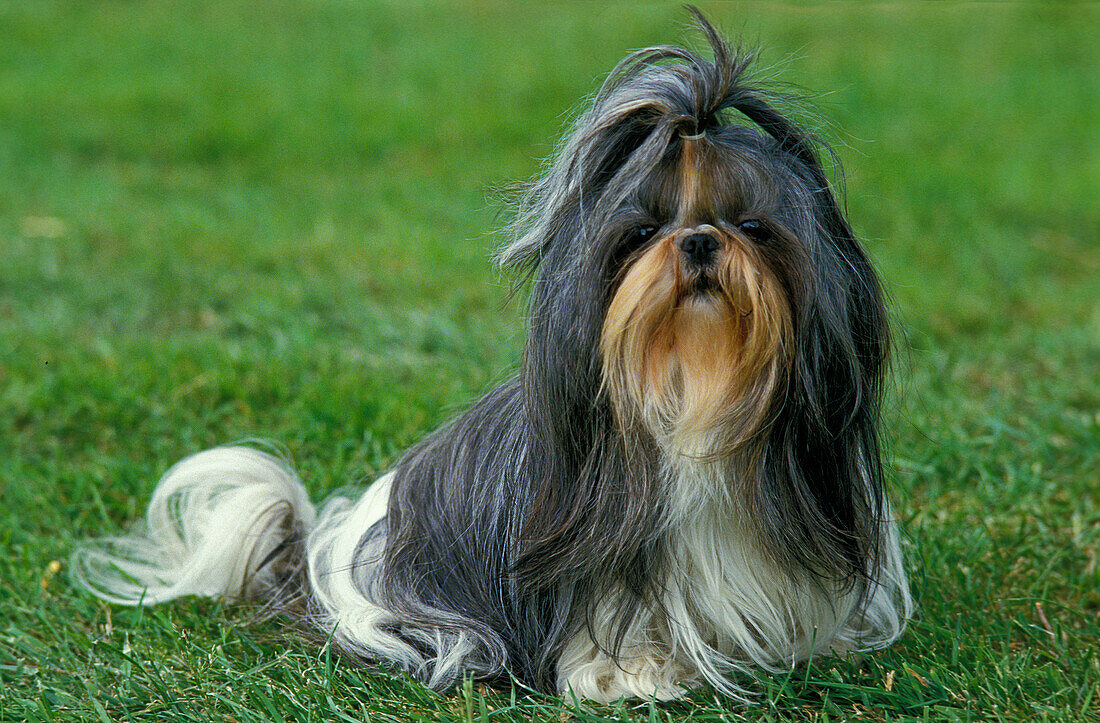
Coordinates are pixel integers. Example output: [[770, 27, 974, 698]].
[[76, 14, 911, 701]]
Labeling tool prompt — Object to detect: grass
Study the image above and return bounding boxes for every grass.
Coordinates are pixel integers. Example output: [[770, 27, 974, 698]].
[[1, 1, 1097, 720]]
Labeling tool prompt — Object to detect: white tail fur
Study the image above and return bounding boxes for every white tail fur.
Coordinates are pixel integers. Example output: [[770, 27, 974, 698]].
[[72, 446, 316, 605]]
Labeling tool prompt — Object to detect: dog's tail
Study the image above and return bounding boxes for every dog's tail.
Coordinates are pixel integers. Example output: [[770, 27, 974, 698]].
[[72, 446, 315, 606]]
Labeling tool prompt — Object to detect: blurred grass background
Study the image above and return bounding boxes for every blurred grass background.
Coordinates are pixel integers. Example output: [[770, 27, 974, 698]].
[[1, 1, 1097, 721]]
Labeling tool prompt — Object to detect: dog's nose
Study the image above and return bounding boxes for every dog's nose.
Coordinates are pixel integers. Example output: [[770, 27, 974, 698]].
[[679, 232, 720, 267]]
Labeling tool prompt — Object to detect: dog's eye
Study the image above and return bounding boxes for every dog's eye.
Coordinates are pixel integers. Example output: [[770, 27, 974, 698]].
[[627, 225, 658, 245], [737, 219, 772, 242]]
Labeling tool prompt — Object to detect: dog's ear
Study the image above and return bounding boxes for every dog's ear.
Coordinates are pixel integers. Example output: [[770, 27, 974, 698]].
[[502, 89, 675, 662], [753, 163, 891, 587]]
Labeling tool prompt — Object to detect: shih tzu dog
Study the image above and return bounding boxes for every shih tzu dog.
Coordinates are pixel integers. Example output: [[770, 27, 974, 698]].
[[75, 11, 911, 702]]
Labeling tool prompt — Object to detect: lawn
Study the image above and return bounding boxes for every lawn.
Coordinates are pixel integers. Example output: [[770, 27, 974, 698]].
[[1, 1, 1097, 721]]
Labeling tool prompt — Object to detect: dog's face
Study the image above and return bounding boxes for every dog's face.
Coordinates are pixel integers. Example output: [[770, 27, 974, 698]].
[[599, 132, 801, 452]]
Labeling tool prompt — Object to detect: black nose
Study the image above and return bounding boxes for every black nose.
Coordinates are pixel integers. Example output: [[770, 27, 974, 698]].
[[679, 233, 720, 267]]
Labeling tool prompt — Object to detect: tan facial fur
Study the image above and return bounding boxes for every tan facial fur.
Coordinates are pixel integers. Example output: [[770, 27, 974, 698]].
[[600, 219, 791, 454]]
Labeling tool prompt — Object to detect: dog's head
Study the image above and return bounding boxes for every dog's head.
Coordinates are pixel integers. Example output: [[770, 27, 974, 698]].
[[507, 11, 889, 591]]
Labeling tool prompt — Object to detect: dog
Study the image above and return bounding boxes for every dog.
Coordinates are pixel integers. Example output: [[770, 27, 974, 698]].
[[75, 10, 911, 702]]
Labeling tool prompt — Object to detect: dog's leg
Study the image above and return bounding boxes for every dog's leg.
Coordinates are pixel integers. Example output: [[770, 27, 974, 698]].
[[306, 473, 424, 666], [557, 634, 696, 701]]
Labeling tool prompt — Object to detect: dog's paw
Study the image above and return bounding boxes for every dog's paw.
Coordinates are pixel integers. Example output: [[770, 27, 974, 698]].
[[558, 643, 696, 702]]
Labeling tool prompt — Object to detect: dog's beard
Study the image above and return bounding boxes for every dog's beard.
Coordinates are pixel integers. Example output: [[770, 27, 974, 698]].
[[600, 226, 791, 454]]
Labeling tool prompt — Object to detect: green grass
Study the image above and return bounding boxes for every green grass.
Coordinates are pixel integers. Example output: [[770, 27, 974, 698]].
[[1, 1, 1097, 720]]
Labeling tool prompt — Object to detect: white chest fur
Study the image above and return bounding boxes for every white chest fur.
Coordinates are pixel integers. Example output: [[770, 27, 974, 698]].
[[557, 455, 907, 701]]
